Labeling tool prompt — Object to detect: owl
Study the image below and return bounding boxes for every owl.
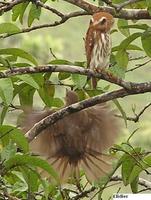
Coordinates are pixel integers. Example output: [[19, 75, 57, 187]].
[[85, 12, 114, 88]]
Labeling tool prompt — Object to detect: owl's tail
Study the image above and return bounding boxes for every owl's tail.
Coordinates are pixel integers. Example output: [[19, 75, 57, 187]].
[[39, 151, 111, 183]]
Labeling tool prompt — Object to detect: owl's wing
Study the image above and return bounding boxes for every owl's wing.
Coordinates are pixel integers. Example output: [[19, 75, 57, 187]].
[[78, 105, 119, 181], [85, 27, 94, 68]]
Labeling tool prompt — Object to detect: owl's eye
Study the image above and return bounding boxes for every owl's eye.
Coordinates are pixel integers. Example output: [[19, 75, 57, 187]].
[[99, 17, 107, 25]]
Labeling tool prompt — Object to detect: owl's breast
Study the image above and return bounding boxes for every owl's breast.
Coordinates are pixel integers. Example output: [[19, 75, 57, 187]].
[[90, 33, 111, 70]]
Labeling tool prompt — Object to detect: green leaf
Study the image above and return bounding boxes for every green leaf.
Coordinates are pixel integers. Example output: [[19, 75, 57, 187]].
[[28, 4, 41, 27], [76, 90, 87, 100], [72, 74, 87, 89], [109, 65, 126, 78], [4, 155, 59, 181], [129, 165, 142, 183], [49, 59, 73, 65], [0, 23, 20, 35], [146, 0, 151, 15], [51, 98, 64, 107], [115, 50, 129, 68], [74, 61, 86, 67], [6, 55, 17, 62], [19, 84, 35, 107], [17, 74, 40, 89], [130, 176, 138, 193], [141, 28, 151, 57], [113, 99, 127, 126], [12, 62, 32, 68], [11, 171, 28, 193], [143, 155, 151, 166], [118, 32, 142, 50], [121, 154, 136, 186], [112, 44, 142, 52], [22, 169, 39, 192], [38, 84, 55, 107], [114, 32, 142, 68], [0, 48, 38, 65], [0, 105, 8, 125], [1, 141, 17, 161], [0, 56, 9, 67], [0, 78, 13, 105], [0, 125, 29, 153], [58, 72, 70, 80], [117, 19, 130, 37], [119, 24, 148, 30], [12, 2, 29, 24]]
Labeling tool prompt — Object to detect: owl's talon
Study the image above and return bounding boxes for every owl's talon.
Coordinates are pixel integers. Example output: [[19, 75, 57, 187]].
[[94, 68, 106, 74]]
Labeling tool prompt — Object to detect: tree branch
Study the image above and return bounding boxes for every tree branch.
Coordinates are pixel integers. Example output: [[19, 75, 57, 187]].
[[0, 0, 151, 21], [111, 175, 151, 189], [114, 0, 144, 11], [0, 64, 144, 90], [64, 0, 151, 19], [131, 102, 151, 122], [0, 0, 150, 38], [0, 0, 23, 13], [35, 0, 64, 18], [25, 82, 151, 142], [72, 175, 151, 199], [127, 59, 151, 73], [116, 102, 151, 122], [0, 10, 88, 38]]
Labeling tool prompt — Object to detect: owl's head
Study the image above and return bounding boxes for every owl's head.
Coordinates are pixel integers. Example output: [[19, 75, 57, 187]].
[[89, 12, 114, 33]]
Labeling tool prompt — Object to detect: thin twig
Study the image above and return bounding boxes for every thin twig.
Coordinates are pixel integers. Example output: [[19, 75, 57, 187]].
[[0, 64, 134, 90], [0, 0, 23, 13], [111, 175, 151, 189], [49, 48, 58, 59], [0, 10, 88, 38], [64, 0, 151, 19], [127, 59, 151, 72], [116, 0, 144, 11], [129, 55, 147, 61], [115, 103, 151, 122], [35, 0, 64, 18], [0, 0, 151, 20]]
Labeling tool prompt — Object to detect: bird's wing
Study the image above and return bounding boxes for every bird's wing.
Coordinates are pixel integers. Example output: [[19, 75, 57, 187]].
[[85, 27, 94, 68], [22, 102, 119, 182], [84, 105, 118, 151], [79, 105, 118, 181]]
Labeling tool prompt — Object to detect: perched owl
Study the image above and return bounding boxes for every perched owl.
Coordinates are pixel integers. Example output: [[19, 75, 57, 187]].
[[85, 12, 114, 88]]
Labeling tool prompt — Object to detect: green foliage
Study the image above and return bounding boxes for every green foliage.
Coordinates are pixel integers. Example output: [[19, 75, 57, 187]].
[[146, 0, 151, 15], [4, 155, 58, 181], [0, 125, 29, 152], [141, 28, 151, 57], [12, 2, 29, 24], [0, 78, 13, 106], [117, 19, 130, 37], [0, 48, 38, 65], [112, 144, 151, 193], [28, 4, 41, 27], [0, 23, 20, 35]]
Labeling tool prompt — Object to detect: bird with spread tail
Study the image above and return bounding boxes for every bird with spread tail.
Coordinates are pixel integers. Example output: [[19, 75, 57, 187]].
[[22, 90, 119, 182], [85, 12, 114, 88]]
